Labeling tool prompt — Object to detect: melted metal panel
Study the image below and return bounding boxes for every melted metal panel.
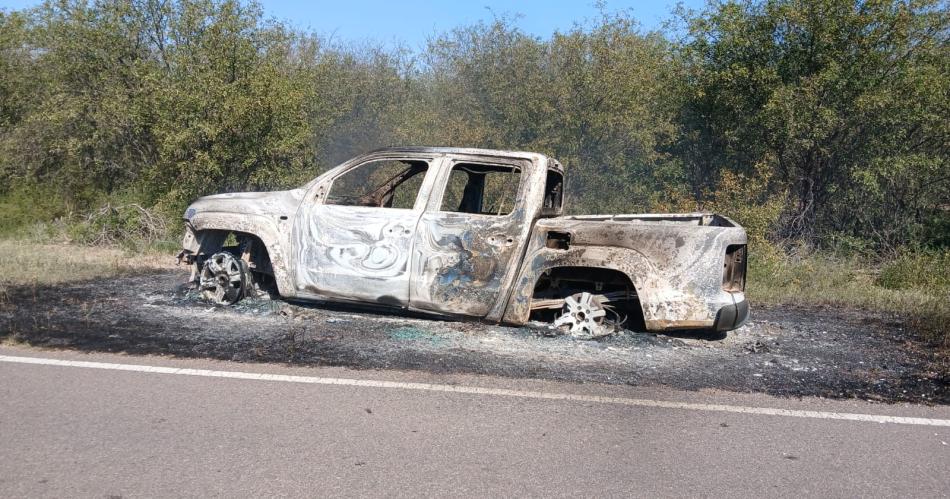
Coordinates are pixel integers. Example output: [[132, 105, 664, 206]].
[[502, 216, 747, 330], [183, 188, 304, 296], [409, 212, 522, 316], [409, 154, 547, 319], [289, 153, 443, 304], [294, 205, 420, 304]]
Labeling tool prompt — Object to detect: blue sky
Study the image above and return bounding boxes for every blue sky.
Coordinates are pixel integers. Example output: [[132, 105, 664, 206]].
[[0, 1, 703, 49]]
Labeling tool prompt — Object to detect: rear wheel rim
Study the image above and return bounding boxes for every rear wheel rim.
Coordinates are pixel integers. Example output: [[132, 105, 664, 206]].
[[552, 292, 609, 339]]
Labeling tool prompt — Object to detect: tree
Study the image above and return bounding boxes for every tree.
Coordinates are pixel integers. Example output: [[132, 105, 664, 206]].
[[678, 0, 949, 247]]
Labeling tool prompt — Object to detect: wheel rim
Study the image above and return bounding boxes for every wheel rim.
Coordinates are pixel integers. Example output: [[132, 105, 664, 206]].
[[552, 292, 609, 339], [199, 252, 246, 305]]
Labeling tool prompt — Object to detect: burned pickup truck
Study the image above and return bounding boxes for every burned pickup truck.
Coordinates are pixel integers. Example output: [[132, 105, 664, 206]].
[[178, 147, 749, 337]]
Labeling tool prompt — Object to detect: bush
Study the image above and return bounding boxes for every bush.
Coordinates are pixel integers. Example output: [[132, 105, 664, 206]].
[[0, 183, 72, 236], [67, 204, 170, 250], [748, 245, 950, 346], [877, 250, 950, 292]]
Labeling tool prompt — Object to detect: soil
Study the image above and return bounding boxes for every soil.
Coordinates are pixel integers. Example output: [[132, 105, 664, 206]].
[[1, 269, 946, 404]]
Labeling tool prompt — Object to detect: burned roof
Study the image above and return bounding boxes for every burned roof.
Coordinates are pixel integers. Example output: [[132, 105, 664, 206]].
[[361, 146, 556, 164]]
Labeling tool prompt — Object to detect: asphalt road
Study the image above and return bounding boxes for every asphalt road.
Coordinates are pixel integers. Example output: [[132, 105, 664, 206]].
[[0, 346, 948, 498]]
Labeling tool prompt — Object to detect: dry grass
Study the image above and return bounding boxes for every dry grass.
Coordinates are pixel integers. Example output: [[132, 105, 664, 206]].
[[0, 239, 176, 287], [748, 248, 950, 346]]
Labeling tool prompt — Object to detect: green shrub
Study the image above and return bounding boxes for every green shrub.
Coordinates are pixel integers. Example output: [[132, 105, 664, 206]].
[[0, 183, 71, 236], [877, 250, 950, 292], [749, 244, 949, 346]]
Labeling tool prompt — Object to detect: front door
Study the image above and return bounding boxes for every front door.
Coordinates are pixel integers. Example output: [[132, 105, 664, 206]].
[[409, 158, 539, 318], [295, 157, 435, 305]]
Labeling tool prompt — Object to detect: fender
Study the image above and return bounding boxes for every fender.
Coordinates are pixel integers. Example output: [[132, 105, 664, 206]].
[[502, 244, 712, 329], [186, 211, 297, 297]]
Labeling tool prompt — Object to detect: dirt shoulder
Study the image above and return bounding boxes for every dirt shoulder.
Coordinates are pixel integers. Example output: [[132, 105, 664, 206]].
[[1, 269, 946, 404]]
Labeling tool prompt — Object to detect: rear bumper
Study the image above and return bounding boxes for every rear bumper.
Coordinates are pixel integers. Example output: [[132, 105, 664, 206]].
[[642, 292, 749, 332], [713, 293, 750, 332]]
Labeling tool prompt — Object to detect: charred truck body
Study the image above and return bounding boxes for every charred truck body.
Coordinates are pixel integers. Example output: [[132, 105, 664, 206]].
[[179, 147, 749, 337]]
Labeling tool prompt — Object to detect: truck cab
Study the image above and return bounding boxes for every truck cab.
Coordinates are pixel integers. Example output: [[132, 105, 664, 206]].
[[290, 147, 561, 320]]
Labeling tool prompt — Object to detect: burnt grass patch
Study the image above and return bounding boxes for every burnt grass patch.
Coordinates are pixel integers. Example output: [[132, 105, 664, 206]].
[[1, 270, 946, 404]]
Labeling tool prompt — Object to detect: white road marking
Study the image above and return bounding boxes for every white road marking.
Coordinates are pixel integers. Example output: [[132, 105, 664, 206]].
[[2, 354, 948, 427]]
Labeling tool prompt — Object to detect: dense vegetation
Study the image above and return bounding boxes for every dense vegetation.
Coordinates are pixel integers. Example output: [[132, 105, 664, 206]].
[[0, 0, 947, 338]]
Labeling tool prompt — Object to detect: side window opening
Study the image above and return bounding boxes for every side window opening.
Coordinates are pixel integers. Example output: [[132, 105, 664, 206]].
[[542, 169, 563, 217], [325, 159, 428, 209], [440, 163, 522, 216]]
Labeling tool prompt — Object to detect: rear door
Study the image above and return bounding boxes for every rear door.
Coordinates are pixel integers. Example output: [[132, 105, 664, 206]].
[[294, 156, 438, 305], [409, 156, 540, 318]]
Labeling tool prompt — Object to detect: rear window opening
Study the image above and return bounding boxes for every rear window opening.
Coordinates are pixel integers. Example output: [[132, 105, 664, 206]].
[[440, 163, 521, 216]]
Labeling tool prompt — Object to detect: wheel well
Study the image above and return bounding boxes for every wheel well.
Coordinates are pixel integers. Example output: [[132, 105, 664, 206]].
[[192, 229, 276, 293], [530, 266, 645, 330]]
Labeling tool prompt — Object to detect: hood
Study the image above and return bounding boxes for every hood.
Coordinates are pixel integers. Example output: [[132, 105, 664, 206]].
[[184, 188, 306, 221]]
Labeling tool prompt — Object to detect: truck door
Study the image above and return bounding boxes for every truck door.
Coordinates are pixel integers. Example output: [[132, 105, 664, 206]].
[[409, 157, 542, 319], [294, 157, 437, 305]]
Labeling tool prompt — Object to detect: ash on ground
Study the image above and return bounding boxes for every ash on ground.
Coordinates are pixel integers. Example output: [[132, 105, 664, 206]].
[[1, 270, 945, 404]]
